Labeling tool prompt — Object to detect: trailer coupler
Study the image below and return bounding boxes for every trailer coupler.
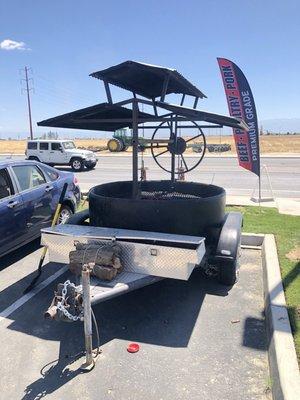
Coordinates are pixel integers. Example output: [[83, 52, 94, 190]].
[[44, 280, 83, 322]]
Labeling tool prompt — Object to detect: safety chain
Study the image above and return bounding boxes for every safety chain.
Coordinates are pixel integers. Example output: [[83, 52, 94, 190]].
[[56, 280, 83, 322], [202, 263, 219, 278]]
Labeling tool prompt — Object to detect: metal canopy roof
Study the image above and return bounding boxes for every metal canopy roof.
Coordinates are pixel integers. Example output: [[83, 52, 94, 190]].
[[37, 101, 248, 132], [37, 103, 154, 131], [155, 101, 249, 131], [90, 61, 207, 100]]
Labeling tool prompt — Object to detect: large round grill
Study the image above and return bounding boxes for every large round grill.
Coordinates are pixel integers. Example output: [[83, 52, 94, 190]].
[[89, 180, 226, 243]]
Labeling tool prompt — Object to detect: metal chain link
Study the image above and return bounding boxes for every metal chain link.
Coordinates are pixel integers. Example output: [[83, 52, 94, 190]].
[[202, 263, 219, 278], [56, 280, 83, 321]]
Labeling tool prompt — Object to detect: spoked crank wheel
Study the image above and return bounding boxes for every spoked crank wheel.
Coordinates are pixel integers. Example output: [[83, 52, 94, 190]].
[[150, 120, 206, 174]]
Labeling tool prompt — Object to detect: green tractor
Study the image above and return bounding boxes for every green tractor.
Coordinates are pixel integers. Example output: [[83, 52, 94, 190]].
[[107, 129, 130, 152], [107, 129, 147, 152]]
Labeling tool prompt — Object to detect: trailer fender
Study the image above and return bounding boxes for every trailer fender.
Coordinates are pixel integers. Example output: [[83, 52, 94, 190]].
[[66, 209, 90, 226], [214, 211, 243, 285], [216, 212, 243, 260]]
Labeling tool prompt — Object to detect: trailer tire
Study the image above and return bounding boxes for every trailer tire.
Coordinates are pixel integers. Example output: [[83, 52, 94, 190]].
[[218, 257, 239, 286], [66, 209, 90, 225], [217, 235, 241, 286]]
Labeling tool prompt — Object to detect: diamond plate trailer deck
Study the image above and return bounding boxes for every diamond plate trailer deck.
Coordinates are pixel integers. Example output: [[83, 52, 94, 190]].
[[41, 225, 206, 369], [41, 224, 206, 306]]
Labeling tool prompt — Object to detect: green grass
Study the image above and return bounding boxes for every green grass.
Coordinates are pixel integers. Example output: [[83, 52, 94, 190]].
[[227, 206, 300, 360]]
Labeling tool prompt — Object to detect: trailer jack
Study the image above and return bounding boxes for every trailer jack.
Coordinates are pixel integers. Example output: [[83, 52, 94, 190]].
[[80, 265, 96, 372], [44, 265, 100, 372]]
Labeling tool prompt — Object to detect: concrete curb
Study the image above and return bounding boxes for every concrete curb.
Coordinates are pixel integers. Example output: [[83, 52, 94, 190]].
[[242, 233, 300, 400]]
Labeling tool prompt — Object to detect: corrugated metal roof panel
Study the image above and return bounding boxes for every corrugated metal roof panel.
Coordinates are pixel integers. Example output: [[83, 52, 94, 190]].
[[90, 61, 206, 99], [37, 103, 153, 131]]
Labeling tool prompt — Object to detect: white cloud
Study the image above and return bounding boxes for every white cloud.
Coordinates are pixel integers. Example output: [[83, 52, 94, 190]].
[[0, 39, 30, 51]]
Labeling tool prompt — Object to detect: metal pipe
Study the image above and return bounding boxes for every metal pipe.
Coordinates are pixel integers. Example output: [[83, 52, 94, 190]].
[[180, 94, 185, 106], [160, 73, 170, 102], [132, 99, 139, 198], [44, 305, 57, 320], [152, 99, 158, 116], [81, 265, 95, 371], [193, 97, 199, 109], [134, 124, 223, 130], [73, 116, 225, 124], [91, 276, 162, 306], [103, 80, 113, 104], [171, 120, 176, 183]]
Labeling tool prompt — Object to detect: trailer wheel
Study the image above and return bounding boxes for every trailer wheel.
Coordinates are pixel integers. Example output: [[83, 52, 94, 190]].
[[218, 240, 241, 286]]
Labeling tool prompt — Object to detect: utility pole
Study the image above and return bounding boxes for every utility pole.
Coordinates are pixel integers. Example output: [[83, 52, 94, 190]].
[[21, 66, 34, 139]]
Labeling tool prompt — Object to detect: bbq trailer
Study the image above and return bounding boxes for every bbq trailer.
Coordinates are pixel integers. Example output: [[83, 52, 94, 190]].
[[37, 61, 248, 370]]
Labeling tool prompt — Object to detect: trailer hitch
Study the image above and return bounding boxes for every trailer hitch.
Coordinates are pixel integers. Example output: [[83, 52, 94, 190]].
[[44, 280, 83, 322], [45, 265, 100, 371]]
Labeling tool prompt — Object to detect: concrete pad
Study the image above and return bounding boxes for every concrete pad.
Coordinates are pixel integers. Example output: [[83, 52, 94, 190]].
[[0, 249, 271, 400], [276, 198, 300, 216], [226, 195, 277, 208]]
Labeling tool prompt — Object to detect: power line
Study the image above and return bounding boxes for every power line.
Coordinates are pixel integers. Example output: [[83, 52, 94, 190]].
[[35, 74, 96, 105]]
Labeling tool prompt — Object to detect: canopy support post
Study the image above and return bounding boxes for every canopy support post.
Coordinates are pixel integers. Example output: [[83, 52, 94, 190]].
[[160, 73, 170, 102], [170, 118, 176, 183], [132, 98, 139, 198], [103, 80, 112, 104]]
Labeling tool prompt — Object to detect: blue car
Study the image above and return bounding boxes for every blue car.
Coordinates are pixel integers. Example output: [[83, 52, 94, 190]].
[[0, 159, 81, 257]]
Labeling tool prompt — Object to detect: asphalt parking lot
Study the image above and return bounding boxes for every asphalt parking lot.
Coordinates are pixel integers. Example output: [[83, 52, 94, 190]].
[[0, 245, 271, 400]]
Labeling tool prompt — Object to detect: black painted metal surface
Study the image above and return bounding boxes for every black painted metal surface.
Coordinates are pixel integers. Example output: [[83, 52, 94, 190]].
[[37, 102, 153, 131], [90, 60, 207, 99], [89, 180, 226, 243]]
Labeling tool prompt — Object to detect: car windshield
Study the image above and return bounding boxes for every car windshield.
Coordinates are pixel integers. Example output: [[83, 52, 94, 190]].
[[62, 141, 76, 149]]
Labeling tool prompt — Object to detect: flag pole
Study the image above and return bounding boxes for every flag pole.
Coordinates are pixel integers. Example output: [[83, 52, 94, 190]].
[[258, 173, 261, 206]]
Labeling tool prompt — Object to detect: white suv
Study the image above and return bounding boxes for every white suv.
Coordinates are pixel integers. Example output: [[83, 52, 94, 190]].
[[26, 140, 98, 171]]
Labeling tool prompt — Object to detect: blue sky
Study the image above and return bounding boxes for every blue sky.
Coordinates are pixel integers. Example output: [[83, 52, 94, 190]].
[[1, 0, 300, 138]]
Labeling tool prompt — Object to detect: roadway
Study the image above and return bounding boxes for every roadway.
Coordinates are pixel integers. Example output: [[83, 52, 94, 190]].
[[73, 155, 300, 199], [4, 154, 300, 198]]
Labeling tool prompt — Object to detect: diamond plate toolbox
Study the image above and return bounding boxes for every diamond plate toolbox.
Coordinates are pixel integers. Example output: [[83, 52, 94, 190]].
[[41, 225, 206, 280]]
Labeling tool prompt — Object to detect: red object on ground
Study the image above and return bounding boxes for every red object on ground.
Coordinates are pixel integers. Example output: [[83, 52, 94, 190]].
[[127, 343, 140, 353]]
